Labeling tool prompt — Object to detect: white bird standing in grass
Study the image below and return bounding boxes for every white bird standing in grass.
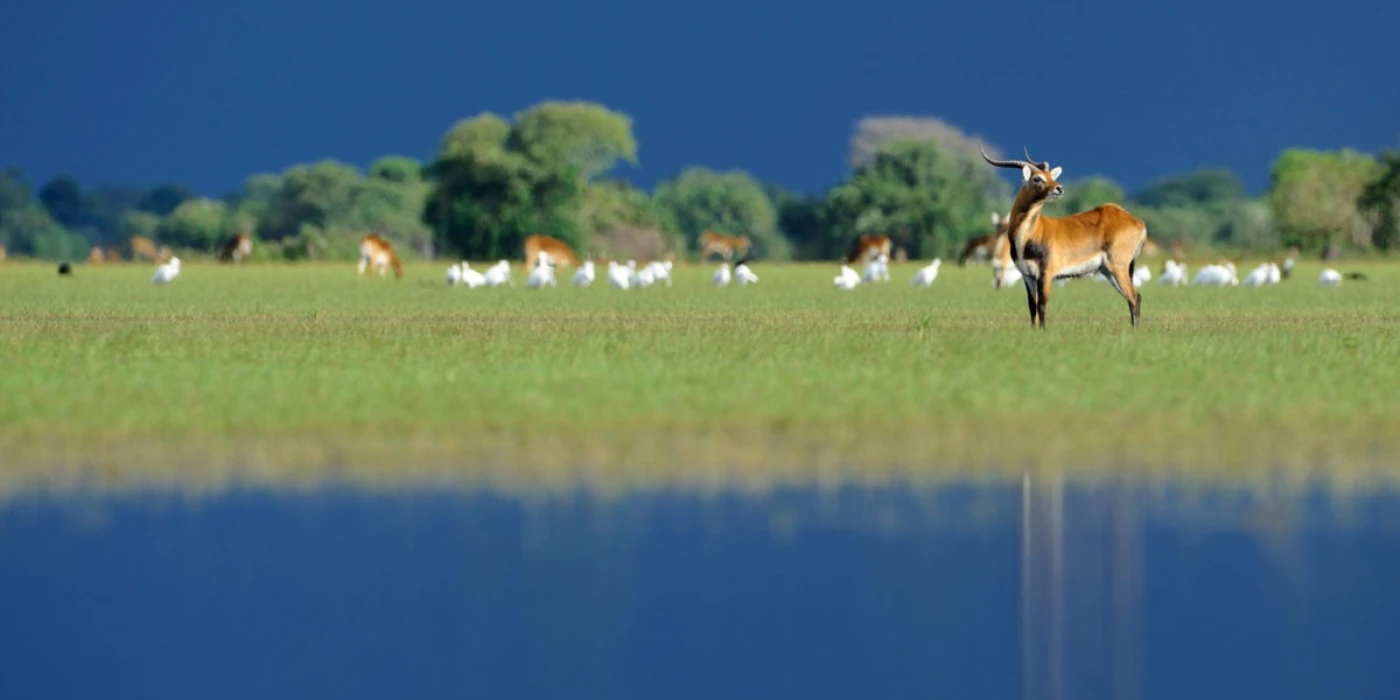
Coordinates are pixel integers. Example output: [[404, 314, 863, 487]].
[[1159, 260, 1187, 287], [994, 263, 1023, 288], [1241, 262, 1281, 287], [645, 260, 673, 287], [910, 258, 941, 287], [863, 253, 889, 283], [446, 262, 464, 286], [483, 260, 513, 287], [1319, 268, 1342, 287], [572, 260, 596, 287], [525, 251, 556, 289], [151, 256, 181, 285], [607, 261, 632, 289], [1133, 264, 1152, 286], [1192, 262, 1238, 287], [734, 257, 759, 286], [834, 264, 861, 290], [457, 263, 486, 288], [713, 262, 731, 288]]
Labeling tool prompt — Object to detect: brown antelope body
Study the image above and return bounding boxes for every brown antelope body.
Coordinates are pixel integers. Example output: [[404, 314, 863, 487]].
[[523, 234, 581, 270], [358, 234, 404, 278], [0, 244, 6, 263], [219, 233, 253, 263], [697, 231, 752, 261], [844, 234, 892, 265], [991, 228, 1023, 289], [88, 246, 106, 264], [980, 146, 1147, 329], [129, 236, 160, 262]]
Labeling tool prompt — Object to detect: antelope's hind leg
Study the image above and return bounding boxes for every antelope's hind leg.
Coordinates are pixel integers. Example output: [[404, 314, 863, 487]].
[[1105, 262, 1142, 328]]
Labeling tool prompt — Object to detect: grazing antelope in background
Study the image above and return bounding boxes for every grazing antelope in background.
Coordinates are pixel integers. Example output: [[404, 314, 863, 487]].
[[523, 234, 581, 270], [87, 246, 106, 265], [697, 231, 752, 261], [0, 243, 6, 263], [129, 236, 160, 262], [358, 234, 404, 278], [979, 145, 1148, 329], [958, 212, 1009, 266], [844, 234, 892, 265], [219, 232, 253, 263]]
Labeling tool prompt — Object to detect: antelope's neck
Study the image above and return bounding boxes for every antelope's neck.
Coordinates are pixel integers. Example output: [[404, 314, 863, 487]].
[[1008, 194, 1046, 250]]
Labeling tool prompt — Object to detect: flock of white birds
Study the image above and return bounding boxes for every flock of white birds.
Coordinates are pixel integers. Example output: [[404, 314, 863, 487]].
[[140, 247, 1354, 292]]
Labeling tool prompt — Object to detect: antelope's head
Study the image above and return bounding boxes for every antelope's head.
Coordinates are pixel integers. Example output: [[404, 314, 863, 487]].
[[979, 145, 1064, 204]]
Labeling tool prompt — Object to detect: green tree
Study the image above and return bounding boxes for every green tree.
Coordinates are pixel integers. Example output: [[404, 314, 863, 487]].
[[369, 155, 424, 184], [1216, 199, 1278, 251], [652, 167, 787, 259], [38, 175, 85, 229], [580, 179, 676, 259], [423, 105, 618, 260], [1360, 150, 1400, 251], [1131, 168, 1246, 210], [1, 205, 85, 260], [1269, 148, 1381, 251], [1046, 176, 1127, 218], [119, 210, 162, 242], [262, 160, 360, 241], [137, 184, 195, 217], [156, 198, 230, 250], [822, 139, 1007, 260], [506, 101, 638, 183], [765, 184, 827, 260]]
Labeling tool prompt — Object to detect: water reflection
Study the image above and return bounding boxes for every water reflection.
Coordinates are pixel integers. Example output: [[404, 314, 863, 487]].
[[1, 474, 1398, 699]]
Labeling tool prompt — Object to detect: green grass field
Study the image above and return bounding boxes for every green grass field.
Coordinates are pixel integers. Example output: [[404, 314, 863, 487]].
[[1, 257, 1398, 498]]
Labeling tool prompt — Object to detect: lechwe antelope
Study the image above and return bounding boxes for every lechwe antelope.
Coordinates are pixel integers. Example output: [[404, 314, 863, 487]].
[[219, 232, 253, 263], [697, 231, 752, 261], [990, 229, 1023, 289], [958, 213, 1009, 266], [979, 145, 1148, 329], [845, 233, 892, 265], [523, 234, 581, 271], [358, 234, 404, 278]]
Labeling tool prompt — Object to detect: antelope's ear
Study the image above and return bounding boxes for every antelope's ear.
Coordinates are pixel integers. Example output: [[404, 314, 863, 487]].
[[991, 212, 1000, 225], [1050, 166, 1063, 180], [1020, 165, 1032, 182]]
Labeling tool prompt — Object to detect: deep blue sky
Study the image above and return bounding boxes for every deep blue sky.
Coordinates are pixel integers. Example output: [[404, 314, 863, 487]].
[[1, 0, 1396, 198]]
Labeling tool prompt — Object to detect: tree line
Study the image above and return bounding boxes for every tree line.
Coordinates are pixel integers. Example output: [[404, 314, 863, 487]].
[[2, 100, 1397, 263]]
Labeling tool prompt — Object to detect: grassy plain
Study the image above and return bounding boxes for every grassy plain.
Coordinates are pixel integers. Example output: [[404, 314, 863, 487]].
[[1, 257, 1398, 498]]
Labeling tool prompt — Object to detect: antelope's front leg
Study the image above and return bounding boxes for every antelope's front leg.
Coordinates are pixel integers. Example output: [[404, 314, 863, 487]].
[[1037, 274, 1052, 329], [1021, 276, 1040, 327]]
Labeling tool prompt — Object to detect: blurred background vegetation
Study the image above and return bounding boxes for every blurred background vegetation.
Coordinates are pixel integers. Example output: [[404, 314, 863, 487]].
[[2, 99, 1397, 263]]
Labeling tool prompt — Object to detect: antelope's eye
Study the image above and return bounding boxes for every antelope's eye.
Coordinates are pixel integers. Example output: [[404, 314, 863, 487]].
[[1032, 175, 1044, 184]]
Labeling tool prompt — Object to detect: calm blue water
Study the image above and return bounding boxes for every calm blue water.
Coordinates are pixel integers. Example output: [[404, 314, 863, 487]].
[[2, 478, 1398, 700]]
